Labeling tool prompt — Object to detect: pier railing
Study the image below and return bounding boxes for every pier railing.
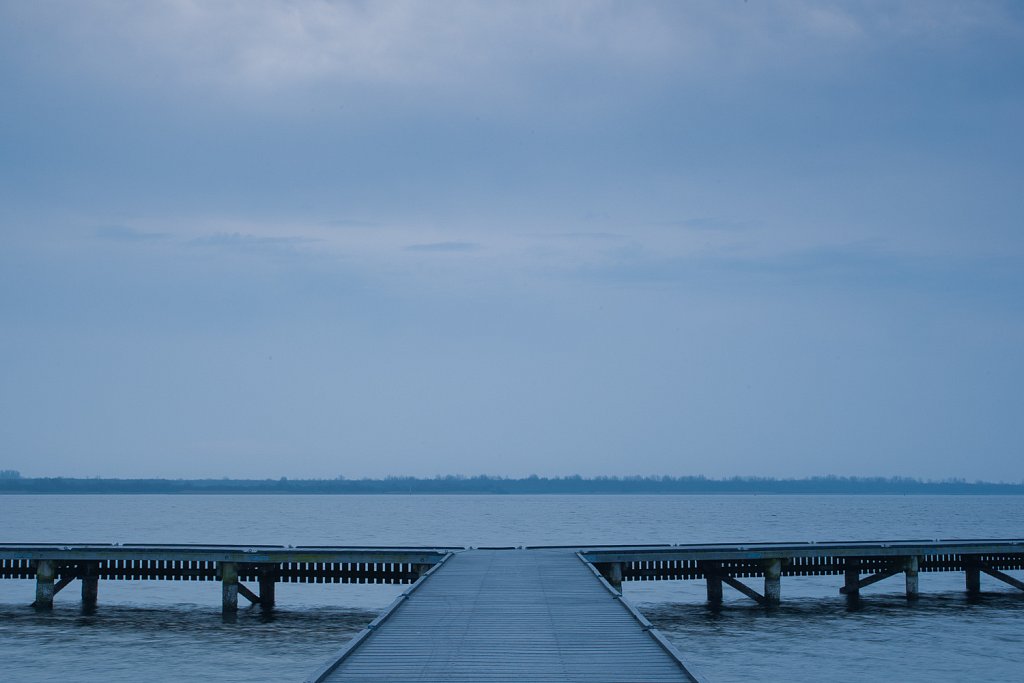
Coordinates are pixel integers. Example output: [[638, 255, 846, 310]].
[[3, 539, 1023, 612], [0, 544, 457, 611], [579, 539, 1024, 605]]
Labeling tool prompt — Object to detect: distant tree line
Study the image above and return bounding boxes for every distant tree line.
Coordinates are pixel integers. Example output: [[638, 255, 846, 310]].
[[1, 474, 1022, 495]]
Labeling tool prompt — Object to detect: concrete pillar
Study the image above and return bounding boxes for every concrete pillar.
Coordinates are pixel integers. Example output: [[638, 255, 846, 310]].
[[706, 574, 723, 605], [966, 564, 981, 594], [904, 556, 920, 600], [258, 565, 276, 609], [221, 562, 238, 613], [34, 560, 55, 609], [764, 559, 782, 605], [81, 562, 99, 608], [606, 562, 623, 591]]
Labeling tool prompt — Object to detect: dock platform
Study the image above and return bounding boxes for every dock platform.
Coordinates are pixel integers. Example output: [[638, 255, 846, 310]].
[[4, 539, 1024, 681], [309, 549, 704, 682]]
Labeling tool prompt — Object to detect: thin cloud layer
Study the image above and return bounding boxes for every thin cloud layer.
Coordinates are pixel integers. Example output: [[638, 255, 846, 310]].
[[3, 1, 1016, 97], [0, 1, 1022, 480]]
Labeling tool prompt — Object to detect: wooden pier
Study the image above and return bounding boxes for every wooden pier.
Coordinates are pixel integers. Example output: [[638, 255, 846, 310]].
[[308, 549, 705, 682], [0, 544, 454, 612], [581, 539, 1024, 605], [3, 539, 1024, 681]]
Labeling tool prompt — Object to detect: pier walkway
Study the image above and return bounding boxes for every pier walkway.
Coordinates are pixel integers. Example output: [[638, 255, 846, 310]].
[[5, 539, 1024, 681], [309, 549, 704, 682]]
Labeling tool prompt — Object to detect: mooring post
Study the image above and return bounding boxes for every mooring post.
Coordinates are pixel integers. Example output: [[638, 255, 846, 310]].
[[904, 556, 920, 600], [844, 558, 861, 596], [81, 561, 99, 608], [221, 562, 238, 613], [964, 557, 981, 594], [764, 558, 782, 605], [34, 560, 56, 609], [258, 564, 276, 609]]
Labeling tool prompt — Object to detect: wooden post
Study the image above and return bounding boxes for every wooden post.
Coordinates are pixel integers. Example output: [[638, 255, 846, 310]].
[[81, 562, 99, 608], [904, 556, 920, 600], [706, 574, 723, 605], [965, 558, 981, 594], [976, 562, 1024, 592], [221, 562, 238, 613], [606, 562, 623, 591], [764, 559, 782, 605], [34, 560, 55, 609], [844, 559, 860, 596], [258, 565, 276, 609]]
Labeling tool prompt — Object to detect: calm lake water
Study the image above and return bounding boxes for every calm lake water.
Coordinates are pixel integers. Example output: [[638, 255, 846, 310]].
[[1, 494, 1022, 681]]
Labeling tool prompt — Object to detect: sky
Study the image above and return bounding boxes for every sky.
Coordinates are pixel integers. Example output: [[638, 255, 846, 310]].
[[1, 1, 1022, 480]]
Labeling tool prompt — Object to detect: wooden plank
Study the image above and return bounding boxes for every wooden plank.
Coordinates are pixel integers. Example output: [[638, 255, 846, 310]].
[[314, 549, 702, 682], [3, 541, 1023, 576], [0, 544, 457, 567], [305, 554, 454, 683], [580, 540, 1024, 566]]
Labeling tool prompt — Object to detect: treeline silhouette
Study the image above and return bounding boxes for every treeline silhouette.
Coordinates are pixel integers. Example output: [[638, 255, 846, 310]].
[[1, 474, 1022, 495]]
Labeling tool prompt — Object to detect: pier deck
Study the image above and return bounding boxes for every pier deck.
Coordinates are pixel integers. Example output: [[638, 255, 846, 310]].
[[311, 549, 703, 682], [4, 539, 1023, 681]]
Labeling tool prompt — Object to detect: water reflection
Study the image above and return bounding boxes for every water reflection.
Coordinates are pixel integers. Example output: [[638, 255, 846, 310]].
[[642, 589, 1024, 682], [0, 602, 378, 682]]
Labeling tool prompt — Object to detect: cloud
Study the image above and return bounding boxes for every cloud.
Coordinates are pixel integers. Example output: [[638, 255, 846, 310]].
[[530, 232, 626, 242], [5, 1, 1016, 105], [573, 240, 1024, 303], [322, 218, 380, 229], [95, 225, 169, 242], [1, 2, 681, 93], [404, 241, 479, 253], [653, 218, 753, 232], [186, 232, 324, 262], [189, 232, 319, 246]]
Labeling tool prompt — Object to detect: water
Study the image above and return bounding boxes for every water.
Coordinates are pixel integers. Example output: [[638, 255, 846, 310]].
[[2, 494, 1023, 681]]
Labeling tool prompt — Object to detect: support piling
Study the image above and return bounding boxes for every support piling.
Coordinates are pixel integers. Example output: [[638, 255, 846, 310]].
[[904, 556, 920, 600], [965, 558, 981, 594], [81, 562, 99, 608], [606, 562, 623, 591], [844, 559, 860, 596], [706, 572, 723, 606], [34, 560, 55, 609], [764, 558, 782, 605], [221, 562, 238, 613], [258, 565, 276, 609]]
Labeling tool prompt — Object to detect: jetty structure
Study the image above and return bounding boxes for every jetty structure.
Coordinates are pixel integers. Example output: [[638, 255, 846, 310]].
[[3, 539, 1024, 680]]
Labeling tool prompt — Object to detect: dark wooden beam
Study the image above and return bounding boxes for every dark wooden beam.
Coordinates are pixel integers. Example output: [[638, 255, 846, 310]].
[[52, 574, 76, 597], [840, 563, 902, 594], [844, 558, 861, 595], [237, 582, 262, 605], [258, 564, 276, 609], [979, 563, 1024, 592], [721, 574, 767, 605]]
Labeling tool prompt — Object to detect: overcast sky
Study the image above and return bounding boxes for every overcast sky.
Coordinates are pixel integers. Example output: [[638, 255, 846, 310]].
[[1, 1, 1022, 480]]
